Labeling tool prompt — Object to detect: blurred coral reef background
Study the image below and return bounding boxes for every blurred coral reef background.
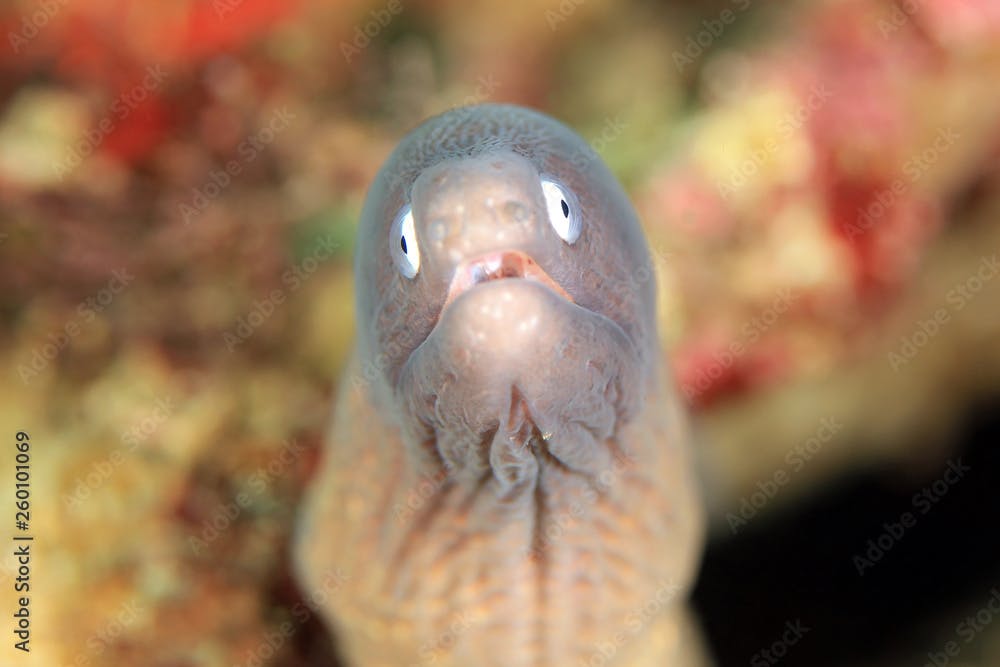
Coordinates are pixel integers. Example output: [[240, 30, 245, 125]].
[[0, 1, 998, 666]]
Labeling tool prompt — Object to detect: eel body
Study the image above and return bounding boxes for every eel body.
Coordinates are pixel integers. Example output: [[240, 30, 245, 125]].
[[295, 104, 705, 667]]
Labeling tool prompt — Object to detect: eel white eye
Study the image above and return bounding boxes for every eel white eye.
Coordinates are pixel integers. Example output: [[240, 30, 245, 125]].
[[541, 178, 581, 244], [391, 206, 420, 279]]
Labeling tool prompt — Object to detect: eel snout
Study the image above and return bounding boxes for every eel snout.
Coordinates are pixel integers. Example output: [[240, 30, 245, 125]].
[[409, 150, 560, 277]]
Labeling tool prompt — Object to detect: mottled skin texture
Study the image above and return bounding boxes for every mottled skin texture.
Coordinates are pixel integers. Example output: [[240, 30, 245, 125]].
[[295, 104, 705, 666]]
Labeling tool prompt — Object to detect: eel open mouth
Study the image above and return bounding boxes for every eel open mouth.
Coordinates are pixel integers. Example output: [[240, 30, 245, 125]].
[[443, 250, 574, 309]]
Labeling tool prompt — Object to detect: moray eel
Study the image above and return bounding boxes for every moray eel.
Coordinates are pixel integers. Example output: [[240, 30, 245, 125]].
[[295, 104, 706, 667]]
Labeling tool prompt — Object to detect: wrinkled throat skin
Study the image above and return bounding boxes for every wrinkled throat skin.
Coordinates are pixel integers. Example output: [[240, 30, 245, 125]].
[[294, 104, 706, 667]]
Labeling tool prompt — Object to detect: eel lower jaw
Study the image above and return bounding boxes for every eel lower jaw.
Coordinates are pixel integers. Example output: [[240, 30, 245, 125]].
[[442, 250, 573, 309]]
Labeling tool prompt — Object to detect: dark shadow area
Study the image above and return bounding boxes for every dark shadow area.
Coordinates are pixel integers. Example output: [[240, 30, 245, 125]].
[[694, 395, 1000, 666]]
